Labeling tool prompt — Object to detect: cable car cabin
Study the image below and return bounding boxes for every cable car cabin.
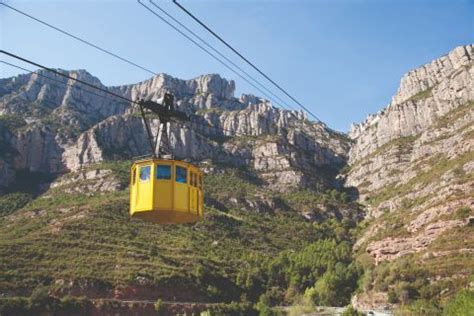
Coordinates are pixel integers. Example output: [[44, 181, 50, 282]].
[[130, 158, 203, 224]]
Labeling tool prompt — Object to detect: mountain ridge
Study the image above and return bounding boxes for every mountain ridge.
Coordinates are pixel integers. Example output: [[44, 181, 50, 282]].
[[346, 45, 473, 310], [0, 44, 472, 314]]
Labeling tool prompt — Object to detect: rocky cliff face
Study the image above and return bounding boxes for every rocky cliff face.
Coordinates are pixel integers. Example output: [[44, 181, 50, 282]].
[[347, 45, 473, 309], [0, 70, 348, 193]]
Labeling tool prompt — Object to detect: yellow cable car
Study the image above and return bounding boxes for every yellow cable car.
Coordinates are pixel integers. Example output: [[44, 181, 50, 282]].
[[130, 93, 204, 224], [130, 158, 203, 224]]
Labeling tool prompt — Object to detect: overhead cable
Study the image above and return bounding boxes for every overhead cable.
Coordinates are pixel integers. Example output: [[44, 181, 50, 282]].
[[0, 2, 158, 76], [173, 0, 322, 122], [137, 0, 290, 110], [1, 2, 296, 112], [0, 53, 262, 138], [1, 50, 137, 105], [148, 0, 296, 111]]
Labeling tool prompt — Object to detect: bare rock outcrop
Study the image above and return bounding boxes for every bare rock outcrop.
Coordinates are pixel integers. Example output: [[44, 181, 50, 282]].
[[346, 44, 474, 311], [348, 45, 474, 309], [50, 169, 122, 194], [348, 44, 473, 165], [0, 70, 348, 192], [366, 219, 467, 264]]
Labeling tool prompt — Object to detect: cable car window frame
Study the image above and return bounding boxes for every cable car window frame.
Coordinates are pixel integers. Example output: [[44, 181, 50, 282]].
[[132, 168, 136, 185], [140, 165, 151, 182], [156, 164, 172, 180], [198, 175, 202, 189], [176, 166, 187, 184]]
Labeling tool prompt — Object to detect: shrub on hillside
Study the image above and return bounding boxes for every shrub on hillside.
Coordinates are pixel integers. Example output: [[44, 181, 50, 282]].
[[0, 297, 30, 315], [29, 285, 60, 312], [395, 299, 442, 315], [454, 207, 472, 220], [154, 298, 163, 314], [341, 305, 363, 316], [208, 301, 257, 315], [443, 289, 474, 316], [304, 262, 361, 306], [0, 192, 32, 216]]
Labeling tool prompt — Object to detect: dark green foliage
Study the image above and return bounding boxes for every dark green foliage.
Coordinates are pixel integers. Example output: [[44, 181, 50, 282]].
[[0, 289, 91, 316], [59, 295, 91, 313], [92, 160, 131, 186], [304, 260, 361, 306], [257, 287, 283, 307], [204, 168, 261, 200], [154, 298, 163, 313], [443, 289, 474, 316], [235, 223, 362, 307], [397, 299, 442, 315], [0, 192, 32, 216], [454, 207, 472, 220], [388, 289, 399, 303], [29, 285, 60, 312], [283, 189, 351, 208], [369, 256, 439, 305], [0, 297, 30, 316], [0, 114, 27, 131], [208, 301, 257, 316], [0, 162, 364, 312], [341, 305, 363, 316]]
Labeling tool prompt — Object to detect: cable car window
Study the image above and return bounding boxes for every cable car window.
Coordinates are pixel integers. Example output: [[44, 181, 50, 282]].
[[191, 173, 195, 187], [132, 168, 136, 185], [176, 166, 187, 184], [198, 175, 202, 189], [156, 165, 171, 180], [140, 166, 151, 182]]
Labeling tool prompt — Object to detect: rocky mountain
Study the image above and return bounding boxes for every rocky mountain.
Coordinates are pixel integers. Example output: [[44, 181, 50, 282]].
[[0, 44, 472, 315], [346, 45, 473, 309], [0, 70, 348, 194], [0, 58, 364, 315]]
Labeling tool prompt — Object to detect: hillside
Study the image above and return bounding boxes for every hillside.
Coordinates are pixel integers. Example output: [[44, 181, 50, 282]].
[[0, 45, 472, 315], [347, 45, 474, 311], [0, 68, 361, 314]]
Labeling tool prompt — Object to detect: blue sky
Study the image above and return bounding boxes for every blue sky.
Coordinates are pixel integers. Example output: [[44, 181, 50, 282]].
[[1, 0, 473, 131]]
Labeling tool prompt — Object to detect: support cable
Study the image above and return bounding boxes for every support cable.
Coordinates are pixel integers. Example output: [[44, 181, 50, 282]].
[[148, 0, 296, 111], [1, 2, 296, 111], [0, 60, 131, 106], [137, 0, 289, 110], [173, 0, 322, 122], [0, 2, 157, 76], [1, 50, 138, 105]]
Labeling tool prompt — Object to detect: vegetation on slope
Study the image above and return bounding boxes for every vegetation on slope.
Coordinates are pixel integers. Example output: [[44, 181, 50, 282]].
[[352, 102, 474, 315], [0, 162, 363, 315]]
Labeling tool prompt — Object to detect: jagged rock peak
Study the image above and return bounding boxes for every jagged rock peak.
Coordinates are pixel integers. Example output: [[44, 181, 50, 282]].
[[392, 45, 473, 105], [349, 44, 473, 140], [115, 73, 235, 103], [240, 93, 264, 106]]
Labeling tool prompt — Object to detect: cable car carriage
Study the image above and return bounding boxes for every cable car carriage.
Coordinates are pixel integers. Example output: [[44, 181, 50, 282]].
[[130, 93, 203, 224]]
